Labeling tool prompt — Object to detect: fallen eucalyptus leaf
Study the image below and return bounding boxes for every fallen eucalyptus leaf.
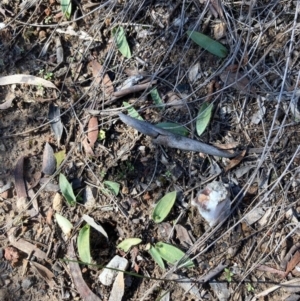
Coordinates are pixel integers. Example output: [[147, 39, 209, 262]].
[[14, 156, 27, 199], [68, 238, 101, 301], [117, 238, 142, 252], [87, 116, 98, 148], [77, 224, 91, 264], [48, 104, 63, 146], [0, 74, 57, 89], [42, 143, 56, 175], [187, 30, 228, 58], [59, 173, 76, 206], [152, 191, 177, 223]]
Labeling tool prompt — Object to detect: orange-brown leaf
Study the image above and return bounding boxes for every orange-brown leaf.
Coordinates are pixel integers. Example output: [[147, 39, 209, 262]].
[[88, 60, 114, 95], [285, 251, 300, 277], [87, 117, 98, 148], [224, 150, 246, 172], [220, 71, 256, 94]]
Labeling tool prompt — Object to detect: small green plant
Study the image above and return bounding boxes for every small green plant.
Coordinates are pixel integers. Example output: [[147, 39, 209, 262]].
[[224, 268, 234, 282], [44, 16, 52, 24], [164, 170, 172, 178], [44, 72, 53, 80], [246, 283, 254, 292], [117, 161, 135, 180]]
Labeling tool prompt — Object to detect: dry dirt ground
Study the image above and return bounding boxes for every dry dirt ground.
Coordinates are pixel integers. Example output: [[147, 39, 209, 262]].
[[0, 0, 300, 300]]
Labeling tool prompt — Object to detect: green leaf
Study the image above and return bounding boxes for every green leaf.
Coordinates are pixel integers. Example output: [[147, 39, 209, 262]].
[[152, 191, 177, 223], [55, 213, 73, 236], [54, 150, 66, 170], [103, 181, 120, 196], [154, 242, 194, 268], [150, 88, 164, 109], [117, 238, 142, 252], [187, 31, 228, 58], [156, 122, 189, 137], [60, 0, 72, 19], [146, 243, 165, 269], [112, 26, 131, 59], [77, 224, 91, 264], [59, 173, 76, 206], [196, 102, 213, 136], [123, 102, 143, 120]]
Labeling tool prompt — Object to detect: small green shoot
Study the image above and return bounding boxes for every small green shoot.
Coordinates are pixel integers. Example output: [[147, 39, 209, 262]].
[[59, 173, 76, 206], [187, 31, 228, 58], [196, 102, 213, 136], [44, 72, 53, 80], [156, 122, 189, 137], [154, 242, 194, 268], [224, 268, 234, 282], [77, 224, 91, 264], [150, 88, 164, 109], [117, 238, 142, 252], [98, 130, 106, 141], [146, 243, 165, 269], [246, 283, 254, 292], [61, 0, 72, 19], [112, 26, 131, 58], [103, 181, 120, 196], [123, 102, 143, 120], [55, 213, 73, 236], [152, 191, 177, 223]]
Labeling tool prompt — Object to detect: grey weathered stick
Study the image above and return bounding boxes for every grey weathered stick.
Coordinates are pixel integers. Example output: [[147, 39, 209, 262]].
[[119, 113, 237, 158]]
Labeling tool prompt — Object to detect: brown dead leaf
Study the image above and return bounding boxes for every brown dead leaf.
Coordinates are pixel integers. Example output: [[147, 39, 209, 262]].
[[30, 261, 56, 289], [42, 142, 56, 175], [68, 238, 101, 301], [82, 138, 95, 157], [8, 228, 47, 260], [256, 264, 286, 278], [205, 80, 216, 102], [214, 22, 227, 40], [224, 150, 246, 172], [213, 142, 239, 150], [225, 65, 238, 72], [175, 224, 194, 247], [87, 117, 98, 148], [285, 251, 300, 277], [4, 246, 19, 266], [88, 60, 114, 95], [46, 207, 53, 226], [220, 71, 256, 94], [14, 156, 27, 198]]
